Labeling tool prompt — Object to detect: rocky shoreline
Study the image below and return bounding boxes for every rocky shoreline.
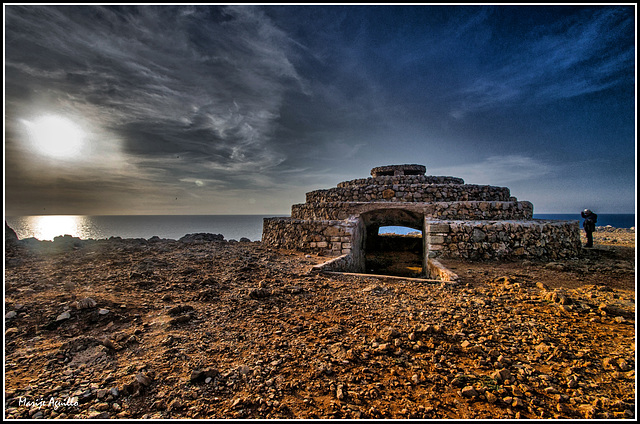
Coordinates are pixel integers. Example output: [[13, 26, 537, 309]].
[[4, 224, 635, 419]]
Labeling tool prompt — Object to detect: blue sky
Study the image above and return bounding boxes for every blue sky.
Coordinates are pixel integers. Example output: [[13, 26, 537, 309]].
[[4, 5, 636, 215]]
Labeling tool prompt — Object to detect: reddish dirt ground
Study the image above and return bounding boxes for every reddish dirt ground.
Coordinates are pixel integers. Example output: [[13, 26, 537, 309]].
[[4, 228, 635, 419]]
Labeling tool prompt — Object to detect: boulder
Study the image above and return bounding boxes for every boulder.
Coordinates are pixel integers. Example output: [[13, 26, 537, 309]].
[[5, 222, 19, 245], [179, 233, 225, 243]]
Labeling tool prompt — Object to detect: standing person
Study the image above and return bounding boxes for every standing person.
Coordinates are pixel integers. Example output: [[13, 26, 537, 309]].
[[581, 209, 598, 248]]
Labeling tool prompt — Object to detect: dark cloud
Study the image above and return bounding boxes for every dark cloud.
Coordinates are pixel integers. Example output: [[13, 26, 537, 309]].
[[6, 6, 297, 163]]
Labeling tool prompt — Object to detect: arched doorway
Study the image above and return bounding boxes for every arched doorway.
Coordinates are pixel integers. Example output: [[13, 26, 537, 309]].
[[359, 209, 425, 277]]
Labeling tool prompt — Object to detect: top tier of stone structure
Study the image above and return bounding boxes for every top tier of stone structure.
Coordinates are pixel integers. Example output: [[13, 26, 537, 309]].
[[370, 164, 426, 177], [302, 163, 514, 212]]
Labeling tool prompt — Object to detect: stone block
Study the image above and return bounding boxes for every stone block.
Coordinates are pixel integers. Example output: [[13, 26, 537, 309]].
[[316, 241, 328, 248], [324, 226, 343, 237], [429, 223, 450, 233], [472, 228, 486, 242]]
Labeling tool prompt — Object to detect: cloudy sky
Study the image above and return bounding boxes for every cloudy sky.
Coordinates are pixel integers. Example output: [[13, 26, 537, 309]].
[[4, 4, 636, 215]]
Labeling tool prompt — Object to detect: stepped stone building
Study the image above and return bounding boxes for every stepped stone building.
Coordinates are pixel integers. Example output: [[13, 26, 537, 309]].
[[262, 164, 581, 277]]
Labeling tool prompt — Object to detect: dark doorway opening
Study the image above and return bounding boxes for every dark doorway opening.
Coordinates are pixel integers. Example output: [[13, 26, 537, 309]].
[[366, 227, 423, 277], [360, 209, 425, 277]]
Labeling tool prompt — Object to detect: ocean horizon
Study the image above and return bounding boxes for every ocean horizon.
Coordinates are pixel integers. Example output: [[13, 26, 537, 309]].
[[4, 215, 283, 242], [5, 213, 636, 242]]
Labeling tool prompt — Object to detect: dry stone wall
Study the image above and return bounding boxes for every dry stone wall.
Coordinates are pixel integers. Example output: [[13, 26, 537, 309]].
[[262, 217, 356, 256], [426, 219, 581, 260], [306, 183, 512, 203], [429, 201, 533, 221], [292, 201, 533, 221], [337, 175, 464, 188]]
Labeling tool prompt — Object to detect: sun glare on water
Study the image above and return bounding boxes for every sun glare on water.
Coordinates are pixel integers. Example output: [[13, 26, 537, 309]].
[[23, 115, 86, 160], [25, 216, 83, 241]]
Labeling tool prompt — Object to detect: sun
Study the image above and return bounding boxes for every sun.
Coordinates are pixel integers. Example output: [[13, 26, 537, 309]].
[[23, 115, 86, 160]]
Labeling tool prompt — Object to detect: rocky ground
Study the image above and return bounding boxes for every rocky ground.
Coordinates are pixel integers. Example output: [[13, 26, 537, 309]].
[[4, 226, 636, 419]]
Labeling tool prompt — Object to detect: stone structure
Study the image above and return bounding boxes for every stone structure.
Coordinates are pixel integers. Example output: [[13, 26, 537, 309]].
[[262, 164, 580, 276]]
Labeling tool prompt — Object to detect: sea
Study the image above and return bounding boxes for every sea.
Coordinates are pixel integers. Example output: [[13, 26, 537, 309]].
[[4, 213, 636, 242], [4, 215, 285, 242]]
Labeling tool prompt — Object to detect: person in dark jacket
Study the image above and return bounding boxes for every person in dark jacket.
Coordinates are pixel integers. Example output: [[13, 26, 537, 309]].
[[581, 209, 597, 248]]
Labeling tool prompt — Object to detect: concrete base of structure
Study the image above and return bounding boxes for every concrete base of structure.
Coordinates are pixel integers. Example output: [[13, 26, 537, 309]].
[[316, 270, 459, 285], [311, 253, 459, 281]]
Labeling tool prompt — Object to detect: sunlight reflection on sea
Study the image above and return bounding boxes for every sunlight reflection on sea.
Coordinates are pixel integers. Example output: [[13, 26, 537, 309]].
[[14, 215, 101, 241], [5, 215, 279, 242]]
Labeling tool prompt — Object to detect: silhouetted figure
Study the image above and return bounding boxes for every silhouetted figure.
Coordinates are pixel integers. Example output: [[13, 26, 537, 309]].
[[581, 209, 597, 248]]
